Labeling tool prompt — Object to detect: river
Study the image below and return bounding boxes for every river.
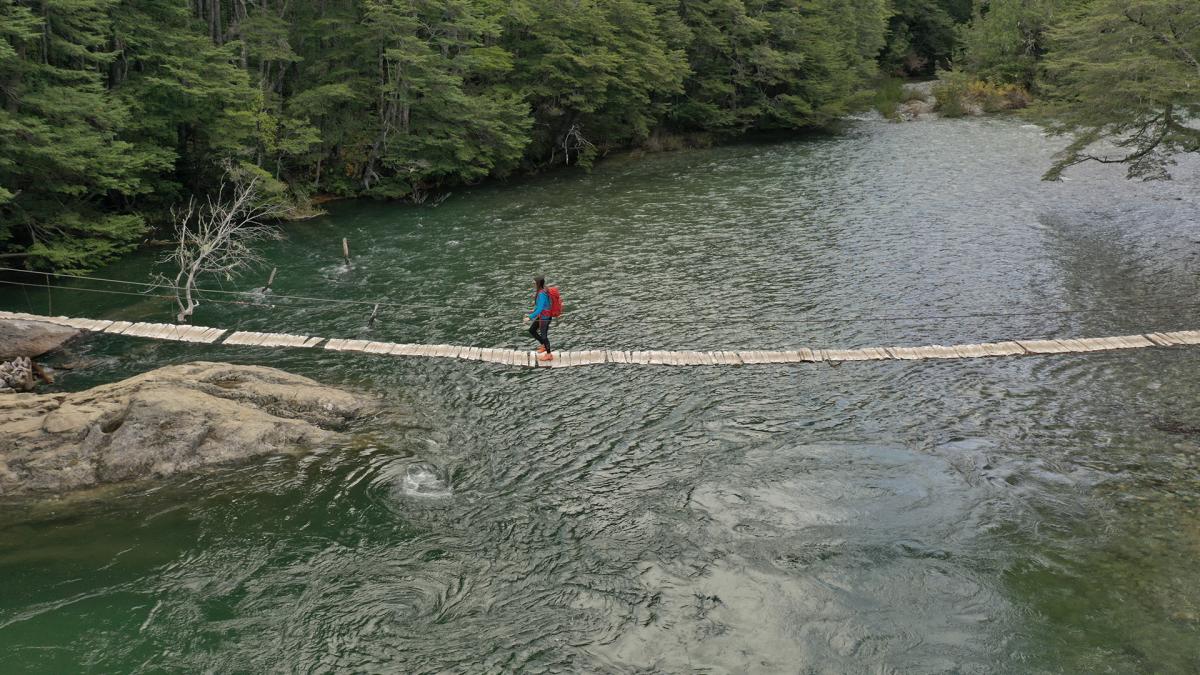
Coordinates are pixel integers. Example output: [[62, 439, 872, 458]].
[[2, 116, 1199, 672]]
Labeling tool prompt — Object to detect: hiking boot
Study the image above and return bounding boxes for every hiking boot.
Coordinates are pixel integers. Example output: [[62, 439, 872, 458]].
[[538, 352, 554, 362]]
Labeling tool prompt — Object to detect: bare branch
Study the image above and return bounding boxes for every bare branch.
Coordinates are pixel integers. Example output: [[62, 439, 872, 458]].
[[157, 165, 283, 322]]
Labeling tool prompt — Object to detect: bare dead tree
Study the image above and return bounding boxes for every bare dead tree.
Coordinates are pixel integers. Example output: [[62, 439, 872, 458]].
[[158, 169, 285, 323]]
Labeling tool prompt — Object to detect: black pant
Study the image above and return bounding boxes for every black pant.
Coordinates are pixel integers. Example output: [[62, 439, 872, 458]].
[[529, 317, 551, 352]]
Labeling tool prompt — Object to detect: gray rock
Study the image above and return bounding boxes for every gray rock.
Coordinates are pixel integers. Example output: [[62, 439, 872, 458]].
[[0, 356, 35, 392], [0, 362, 376, 496], [0, 319, 82, 359]]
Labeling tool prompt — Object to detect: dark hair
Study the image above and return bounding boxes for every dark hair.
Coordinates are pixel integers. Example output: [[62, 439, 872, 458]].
[[533, 275, 545, 290]]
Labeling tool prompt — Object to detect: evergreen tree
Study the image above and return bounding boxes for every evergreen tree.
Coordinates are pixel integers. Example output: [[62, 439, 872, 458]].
[[959, 0, 1077, 87], [0, 0, 162, 271], [1039, 0, 1200, 180], [674, 0, 887, 133], [880, 0, 968, 75]]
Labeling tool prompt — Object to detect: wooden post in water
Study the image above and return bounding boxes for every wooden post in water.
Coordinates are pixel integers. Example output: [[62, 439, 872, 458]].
[[368, 303, 380, 327], [262, 266, 277, 292], [342, 238, 351, 266]]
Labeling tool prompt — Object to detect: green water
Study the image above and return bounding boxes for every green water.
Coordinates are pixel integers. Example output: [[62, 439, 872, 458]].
[[3, 117, 1200, 672]]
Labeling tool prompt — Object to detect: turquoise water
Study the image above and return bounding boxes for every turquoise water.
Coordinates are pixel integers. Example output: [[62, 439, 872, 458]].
[[2, 117, 1199, 672]]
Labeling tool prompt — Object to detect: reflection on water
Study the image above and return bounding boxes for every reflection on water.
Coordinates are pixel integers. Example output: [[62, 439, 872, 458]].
[[2, 117, 1200, 672]]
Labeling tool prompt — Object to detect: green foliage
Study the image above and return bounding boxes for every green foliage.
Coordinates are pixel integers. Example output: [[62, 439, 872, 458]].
[[871, 77, 907, 119], [881, 0, 970, 75], [674, 0, 889, 133], [958, 0, 1078, 88], [0, 0, 160, 272], [0, 0, 893, 271], [933, 71, 972, 117], [932, 70, 1028, 116], [1037, 0, 1200, 180]]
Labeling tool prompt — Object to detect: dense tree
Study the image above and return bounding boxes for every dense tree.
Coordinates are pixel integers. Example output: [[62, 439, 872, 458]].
[[1037, 0, 1200, 180], [674, 0, 888, 132], [880, 0, 970, 75], [0, 0, 165, 271], [0, 0, 892, 271], [958, 0, 1078, 88]]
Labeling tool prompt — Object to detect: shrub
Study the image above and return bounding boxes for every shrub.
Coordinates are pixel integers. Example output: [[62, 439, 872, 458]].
[[871, 77, 906, 120], [934, 71, 1031, 116], [933, 72, 971, 117]]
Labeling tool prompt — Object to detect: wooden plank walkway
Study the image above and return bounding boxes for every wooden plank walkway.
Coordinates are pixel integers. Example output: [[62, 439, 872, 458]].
[[3, 310, 1198, 369]]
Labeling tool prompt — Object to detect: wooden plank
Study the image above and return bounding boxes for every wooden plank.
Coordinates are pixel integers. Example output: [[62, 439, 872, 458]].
[[1115, 334, 1154, 349], [1145, 333, 1176, 346], [929, 345, 962, 359], [1159, 331, 1199, 345], [886, 347, 920, 360], [103, 321, 132, 334], [1097, 337, 1130, 350], [1156, 332, 1187, 345], [952, 344, 983, 358], [1016, 339, 1068, 354], [175, 325, 199, 342]]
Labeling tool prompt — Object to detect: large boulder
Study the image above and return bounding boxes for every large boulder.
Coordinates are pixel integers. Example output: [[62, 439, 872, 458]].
[[0, 362, 376, 496], [0, 318, 81, 359]]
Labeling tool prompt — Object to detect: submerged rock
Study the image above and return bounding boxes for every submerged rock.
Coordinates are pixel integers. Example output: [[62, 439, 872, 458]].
[[0, 318, 82, 360], [0, 362, 376, 496]]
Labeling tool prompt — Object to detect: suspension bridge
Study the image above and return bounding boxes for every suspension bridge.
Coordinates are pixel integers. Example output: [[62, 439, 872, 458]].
[[4, 310, 1198, 369]]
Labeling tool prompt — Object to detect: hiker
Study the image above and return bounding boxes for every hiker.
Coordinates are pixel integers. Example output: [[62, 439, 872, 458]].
[[523, 275, 560, 362]]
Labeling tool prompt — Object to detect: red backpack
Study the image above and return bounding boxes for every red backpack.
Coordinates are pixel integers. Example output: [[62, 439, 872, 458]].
[[546, 286, 563, 318]]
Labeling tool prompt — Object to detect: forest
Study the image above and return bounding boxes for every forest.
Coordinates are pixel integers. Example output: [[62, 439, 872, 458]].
[[1, 0, 1196, 272]]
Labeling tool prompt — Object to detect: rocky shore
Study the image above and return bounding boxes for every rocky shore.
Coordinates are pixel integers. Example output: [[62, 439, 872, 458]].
[[0, 362, 376, 496], [0, 318, 81, 392]]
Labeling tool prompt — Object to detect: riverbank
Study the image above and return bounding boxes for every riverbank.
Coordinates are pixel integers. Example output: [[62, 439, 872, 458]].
[[875, 76, 1032, 122]]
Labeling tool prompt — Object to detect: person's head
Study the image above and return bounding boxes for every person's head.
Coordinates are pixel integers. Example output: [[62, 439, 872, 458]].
[[533, 275, 545, 290]]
